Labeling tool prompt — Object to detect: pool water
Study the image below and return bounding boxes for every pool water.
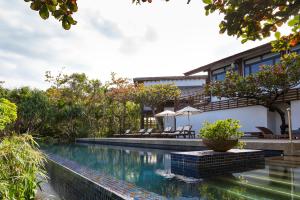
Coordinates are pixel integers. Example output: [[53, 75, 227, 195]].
[[43, 143, 300, 200]]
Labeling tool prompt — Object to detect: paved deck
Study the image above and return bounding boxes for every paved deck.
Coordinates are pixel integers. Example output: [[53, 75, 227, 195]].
[[76, 138, 300, 155]]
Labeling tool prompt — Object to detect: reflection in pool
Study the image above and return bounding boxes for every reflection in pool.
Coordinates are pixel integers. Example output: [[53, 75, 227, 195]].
[[43, 143, 300, 199]]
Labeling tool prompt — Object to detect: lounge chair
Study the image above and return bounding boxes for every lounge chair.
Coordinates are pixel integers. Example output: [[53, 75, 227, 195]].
[[256, 127, 289, 139], [166, 126, 183, 138], [113, 129, 131, 137], [143, 128, 153, 136], [181, 125, 196, 138], [161, 127, 172, 134], [123, 129, 131, 135], [137, 129, 146, 135]]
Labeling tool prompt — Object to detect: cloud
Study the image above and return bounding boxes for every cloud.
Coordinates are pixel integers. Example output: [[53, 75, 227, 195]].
[[90, 16, 124, 40], [0, 0, 270, 89], [144, 26, 158, 42]]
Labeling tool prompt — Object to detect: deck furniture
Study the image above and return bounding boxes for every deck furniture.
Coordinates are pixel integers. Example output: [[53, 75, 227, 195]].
[[123, 129, 131, 135], [161, 127, 173, 134], [165, 126, 183, 138], [113, 129, 131, 137], [181, 125, 196, 138], [137, 129, 146, 134], [142, 128, 153, 136], [256, 127, 289, 139]]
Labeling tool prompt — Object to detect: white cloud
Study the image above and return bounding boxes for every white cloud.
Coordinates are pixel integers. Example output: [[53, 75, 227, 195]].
[[0, 0, 278, 89]]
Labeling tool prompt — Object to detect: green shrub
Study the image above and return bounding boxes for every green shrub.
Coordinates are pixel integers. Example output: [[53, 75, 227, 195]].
[[200, 119, 243, 140], [0, 134, 46, 200], [0, 98, 17, 132]]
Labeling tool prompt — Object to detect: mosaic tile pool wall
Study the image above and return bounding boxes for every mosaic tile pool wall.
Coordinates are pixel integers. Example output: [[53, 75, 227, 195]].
[[46, 159, 124, 200]]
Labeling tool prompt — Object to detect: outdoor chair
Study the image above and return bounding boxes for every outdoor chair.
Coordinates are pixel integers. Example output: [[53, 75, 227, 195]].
[[166, 126, 183, 138], [161, 127, 172, 134], [181, 125, 196, 139], [123, 129, 131, 135], [256, 127, 289, 139], [137, 129, 146, 135], [143, 128, 153, 135]]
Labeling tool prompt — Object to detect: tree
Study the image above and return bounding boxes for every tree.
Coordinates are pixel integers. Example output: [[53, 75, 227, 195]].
[[205, 53, 300, 134], [0, 98, 17, 132], [8, 87, 50, 134], [107, 73, 138, 133], [24, 0, 78, 30], [134, 0, 300, 49], [136, 84, 180, 129]]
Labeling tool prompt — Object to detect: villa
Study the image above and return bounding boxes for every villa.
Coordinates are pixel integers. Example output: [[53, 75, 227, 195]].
[[135, 43, 300, 136]]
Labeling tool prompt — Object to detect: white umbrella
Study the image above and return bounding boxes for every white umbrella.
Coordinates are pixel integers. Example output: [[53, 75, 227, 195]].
[[155, 110, 176, 129], [155, 110, 176, 117], [175, 106, 202, 125]]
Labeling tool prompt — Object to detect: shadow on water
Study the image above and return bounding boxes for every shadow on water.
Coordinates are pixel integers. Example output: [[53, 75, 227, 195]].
[[42, 143, 300, 199]]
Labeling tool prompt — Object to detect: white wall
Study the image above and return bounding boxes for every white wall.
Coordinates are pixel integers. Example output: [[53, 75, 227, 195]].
[[165, 105, 269, 136], [291, 100, 300, 130]]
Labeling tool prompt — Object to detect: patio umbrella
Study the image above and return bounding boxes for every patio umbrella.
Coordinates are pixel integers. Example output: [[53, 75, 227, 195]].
[[155, 110, 176, 129], [175, 106, 202, 125], [154, 110, 176, 117]]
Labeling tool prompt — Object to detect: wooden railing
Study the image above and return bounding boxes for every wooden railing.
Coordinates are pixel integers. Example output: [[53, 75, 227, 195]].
[[177, 88, 300, 112]]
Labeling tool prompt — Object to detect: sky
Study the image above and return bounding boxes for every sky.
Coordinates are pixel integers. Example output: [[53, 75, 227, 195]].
[[0, 0, 277, 89]]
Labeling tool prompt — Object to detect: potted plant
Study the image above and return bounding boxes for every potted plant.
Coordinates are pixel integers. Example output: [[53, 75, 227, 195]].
[[200, 119, 244, 152]]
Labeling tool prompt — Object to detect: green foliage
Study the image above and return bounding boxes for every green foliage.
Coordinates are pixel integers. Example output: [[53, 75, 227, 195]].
[[200, 119, 243, 140], [202, 0, 300, 45], [0, 134, 46, 200], [8, 88, 50, 134], [1, 72, 180, 139], [137, 84, 180, 113], [205, 53, 300, 134], [206, 53, 300, 103], [0, 98, 17, 131], [136, 84, 180, 129], [24, 0, 78, 30]]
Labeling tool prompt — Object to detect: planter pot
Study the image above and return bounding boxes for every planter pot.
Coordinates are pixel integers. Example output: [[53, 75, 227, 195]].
[[202, 138, 238, 152]]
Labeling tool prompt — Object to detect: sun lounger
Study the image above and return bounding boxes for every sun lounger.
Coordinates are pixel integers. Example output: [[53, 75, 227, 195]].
[[180, 125, 196, 138], [123, 129, 131, 135], [256, 127, 289, 139], [143, 128, 153, 136], [113, 129, 131, 137], [165, 126, 183, 138], [161, 127, 172, 134], [137, 129, 146, 134]]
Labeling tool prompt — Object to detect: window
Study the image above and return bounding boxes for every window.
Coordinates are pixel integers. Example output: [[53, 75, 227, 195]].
[[244, 53, 280, 76], [211, 64, 238, 81]]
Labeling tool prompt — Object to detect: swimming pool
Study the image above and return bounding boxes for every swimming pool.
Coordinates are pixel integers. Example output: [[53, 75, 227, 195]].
[[43, 143, 300, 200]]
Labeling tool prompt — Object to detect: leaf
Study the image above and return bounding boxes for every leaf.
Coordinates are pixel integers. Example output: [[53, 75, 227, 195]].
[[67, 16, 77, 25], [30, 1, 41, 11], [275, 32, 281, 40], [202, 0, 212, 4], [62, 18, 71, 30], [39, 5, 49, 20], [241, 38, 248, 43], [53, 10, 64, 19]]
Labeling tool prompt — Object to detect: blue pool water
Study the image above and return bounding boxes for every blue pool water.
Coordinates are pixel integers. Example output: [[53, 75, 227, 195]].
[[43, 143, 300, 199]]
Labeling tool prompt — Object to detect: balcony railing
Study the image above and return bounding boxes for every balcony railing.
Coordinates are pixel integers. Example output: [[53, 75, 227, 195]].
[[176, 88, 300, 112]]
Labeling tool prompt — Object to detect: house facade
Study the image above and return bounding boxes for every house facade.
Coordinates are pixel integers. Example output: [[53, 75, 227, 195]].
[[133, 75, 207, 129], [177, 43, 300, 135], [133, 43, 300, 135]]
